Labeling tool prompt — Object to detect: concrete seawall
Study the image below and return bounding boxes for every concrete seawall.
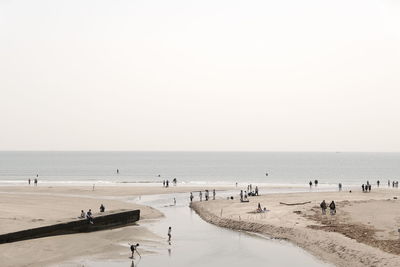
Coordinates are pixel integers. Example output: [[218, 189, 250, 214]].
[[0, 209, 140, 244]]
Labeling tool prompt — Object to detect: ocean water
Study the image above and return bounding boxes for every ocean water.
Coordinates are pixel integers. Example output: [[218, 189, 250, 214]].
[[0, 151, 399, 186]]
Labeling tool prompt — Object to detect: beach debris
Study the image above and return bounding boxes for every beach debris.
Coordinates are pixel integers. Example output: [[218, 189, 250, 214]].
[[280, 201, 311, 206]]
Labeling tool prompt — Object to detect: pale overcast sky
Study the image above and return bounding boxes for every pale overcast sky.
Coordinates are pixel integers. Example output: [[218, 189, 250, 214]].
[[1, 0, 400, 151]]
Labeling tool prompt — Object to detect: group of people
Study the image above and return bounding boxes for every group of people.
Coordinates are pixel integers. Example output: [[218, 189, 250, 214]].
[[239, 186, 260, 202], [362, 182, 372, 192], [256, 202, 267, 213], [308, 179, 319, 188], [162, 178, 177, 188], [28, 177, 38, 186], [79, 204, 105, 224], [80, 209, 94, 224], [388, 180, 399, 188], [320, 200, 336, 215], [246, 185, 259, 196], [195, 189, 216, 202]]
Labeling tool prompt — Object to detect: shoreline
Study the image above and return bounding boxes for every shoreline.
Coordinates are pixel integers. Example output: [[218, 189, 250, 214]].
[[191, 189, 400, 267]]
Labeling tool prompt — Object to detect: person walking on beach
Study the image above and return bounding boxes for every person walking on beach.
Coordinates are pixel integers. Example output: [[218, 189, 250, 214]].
[[28, 179, 31, 185], [240, 190, 243, 201], [199, 191, 202, 201], [167, 226, 172, 242], [329, 201, 336, 215], [362, 184, 365, 192], [34, 178, 38, 186], [377, 180, 380, 187], [163, 180, 165, 187], [255, 186, 259, 196], [190, 192, 193, 202], [338, 183, 342, 192], [320, 200, 327, 215], [166, 180, 169, 188], [309, 181, 312, 189], [213, 189, 216, 200]]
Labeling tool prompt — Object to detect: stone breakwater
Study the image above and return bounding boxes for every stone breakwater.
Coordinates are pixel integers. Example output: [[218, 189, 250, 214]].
[[0, 209, 140, 244]]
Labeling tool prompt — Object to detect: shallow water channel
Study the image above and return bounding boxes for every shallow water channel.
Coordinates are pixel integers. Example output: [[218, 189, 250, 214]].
[[78, 191, 330, 267]]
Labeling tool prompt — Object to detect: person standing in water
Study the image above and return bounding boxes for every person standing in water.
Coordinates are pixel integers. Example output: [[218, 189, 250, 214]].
[[130, 243, 140, 258], [190, 192, 193, 202], [167, 226, 172, 242], [34, 178, 38, 186]]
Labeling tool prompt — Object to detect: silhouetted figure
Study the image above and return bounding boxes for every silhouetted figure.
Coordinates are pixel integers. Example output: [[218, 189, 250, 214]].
[[117, 169, 119, 174], [199, 191, 202, 201], [34, 178, 38, 186], [329, 201, 336, 215], [213, 189, 216, 200], [377, 180, 380, 187], [255, 186, 259, 196], [130, 243, 140, 258], [168, 226, 172, 242], [190, 192, 193, 202], [320, 200, 327, 215], [86, 209, 94, 224], [100, 204, 105, 212], [309, 181, 312, 188], [314, 180, 318, 187], [362, 184, 365, 192], [338, 183, 342, 191], [28, 179, 31, 185]]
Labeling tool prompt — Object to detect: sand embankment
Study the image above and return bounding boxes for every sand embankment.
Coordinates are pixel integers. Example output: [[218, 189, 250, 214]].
[[191, 189, 400, 267]]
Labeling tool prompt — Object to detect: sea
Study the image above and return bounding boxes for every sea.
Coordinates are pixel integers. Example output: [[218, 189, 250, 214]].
[[0, 151, 399, 187], [0, 151, 400, 186]]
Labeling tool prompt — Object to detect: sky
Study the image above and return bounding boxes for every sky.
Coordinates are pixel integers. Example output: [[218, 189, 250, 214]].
[[1, 0, 400, 151]]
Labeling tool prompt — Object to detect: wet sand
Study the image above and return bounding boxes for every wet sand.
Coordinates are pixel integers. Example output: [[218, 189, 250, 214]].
[[191, 188, 400, 267]]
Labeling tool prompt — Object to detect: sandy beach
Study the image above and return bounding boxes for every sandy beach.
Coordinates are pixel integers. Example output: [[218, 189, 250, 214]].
[[0, 185, 232, 267], [2, 185, 400, 267], [191, 188, 400, 267]]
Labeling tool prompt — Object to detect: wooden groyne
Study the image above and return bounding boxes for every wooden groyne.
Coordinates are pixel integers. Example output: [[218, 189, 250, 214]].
[[0, 209, 140, 244]]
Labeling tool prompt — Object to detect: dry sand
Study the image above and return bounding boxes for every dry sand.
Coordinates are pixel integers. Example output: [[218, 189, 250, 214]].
[[0, 185, 230, 267], [191, 188, 400, 267]]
